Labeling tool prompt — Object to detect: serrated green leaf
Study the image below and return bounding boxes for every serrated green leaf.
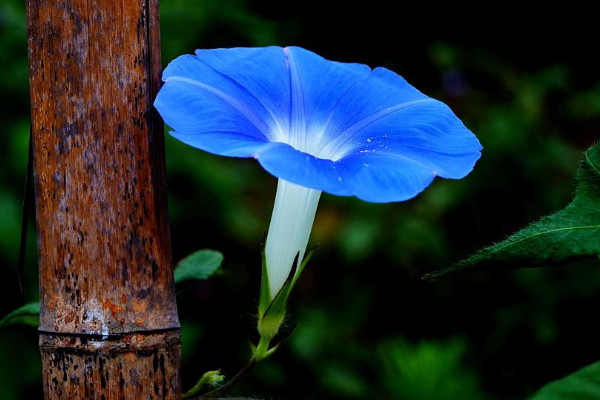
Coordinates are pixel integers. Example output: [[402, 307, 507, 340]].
[[174, 249, 223, 285], [424, 142, 600, 280], [0, 302, 39, 328], [528, 360, 600, 400]]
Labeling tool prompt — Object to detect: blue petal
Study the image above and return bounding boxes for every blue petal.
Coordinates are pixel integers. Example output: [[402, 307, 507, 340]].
[[170, 130, 270, 158], [155, 46, 482, 203], [155, 47, 291, 151], [281, 47, 372, 154], [337, 152, 438, 203], [255, 143, 353, 196], [335, 100, 482, 178], [155, 80, 270, 155]]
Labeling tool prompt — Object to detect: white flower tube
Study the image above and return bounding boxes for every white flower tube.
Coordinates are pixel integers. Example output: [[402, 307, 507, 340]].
[[264, 179, 321, 299]]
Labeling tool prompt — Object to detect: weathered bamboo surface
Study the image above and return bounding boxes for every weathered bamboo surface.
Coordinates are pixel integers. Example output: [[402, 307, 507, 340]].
[[26, 0, 181, 398]]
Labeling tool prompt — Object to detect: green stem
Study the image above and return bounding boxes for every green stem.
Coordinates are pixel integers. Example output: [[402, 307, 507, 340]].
[[253, 336, 271, 362], [181, 378, 205, 400]]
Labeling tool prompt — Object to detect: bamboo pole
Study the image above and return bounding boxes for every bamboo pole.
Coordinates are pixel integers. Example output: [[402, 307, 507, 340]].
[[26, 1, 181, 398]]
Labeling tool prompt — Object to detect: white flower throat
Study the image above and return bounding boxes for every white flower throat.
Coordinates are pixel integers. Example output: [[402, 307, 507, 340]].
[[264, 179, 321, 298]]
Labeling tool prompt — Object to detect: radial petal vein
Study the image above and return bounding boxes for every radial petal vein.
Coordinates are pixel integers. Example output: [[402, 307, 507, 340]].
[[165, 76, 273, 139], [321, 98, 437, 160], [196, 58, 287, 142], [284, 47, 308, 151]]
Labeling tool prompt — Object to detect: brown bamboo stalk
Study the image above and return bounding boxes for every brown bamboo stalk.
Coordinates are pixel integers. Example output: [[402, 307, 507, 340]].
[[26, 1, 181, 398]]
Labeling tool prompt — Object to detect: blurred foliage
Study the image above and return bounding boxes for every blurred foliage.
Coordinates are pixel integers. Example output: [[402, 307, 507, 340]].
[[378, 337, 485, 400], [1, 0, 600, 399], [174, 249, 224, 285], [0, 302, 39, 328]]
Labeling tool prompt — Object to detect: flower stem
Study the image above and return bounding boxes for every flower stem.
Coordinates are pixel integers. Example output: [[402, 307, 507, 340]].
[[253, 336, 271, 362]]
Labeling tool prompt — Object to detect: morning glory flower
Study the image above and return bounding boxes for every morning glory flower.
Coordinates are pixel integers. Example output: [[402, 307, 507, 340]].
[[154, 46, 481, 344]]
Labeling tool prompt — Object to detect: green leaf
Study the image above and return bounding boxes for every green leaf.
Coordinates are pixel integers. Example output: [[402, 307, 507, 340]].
[[0, 302, 39, 328], [528, 360, 600, 400], [424, 142, 600, 280], [174, 249, 223, 285]]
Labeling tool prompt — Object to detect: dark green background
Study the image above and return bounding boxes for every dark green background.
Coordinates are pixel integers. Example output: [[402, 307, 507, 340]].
[[1, 1, 599, 399]]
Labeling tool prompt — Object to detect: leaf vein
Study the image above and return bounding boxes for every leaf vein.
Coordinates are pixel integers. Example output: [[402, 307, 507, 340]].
[[585, 149, 600, 178], [485, 225, 600, 256]]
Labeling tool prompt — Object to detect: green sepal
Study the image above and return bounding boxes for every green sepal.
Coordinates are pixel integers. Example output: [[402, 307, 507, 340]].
[[255, 246, 316, 360], [0, 301, 39, 328], [174, 249, 223, 285], [290, 244, 317, 290], [257, 252, 299, 341], [257, 247, 271, 320]]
